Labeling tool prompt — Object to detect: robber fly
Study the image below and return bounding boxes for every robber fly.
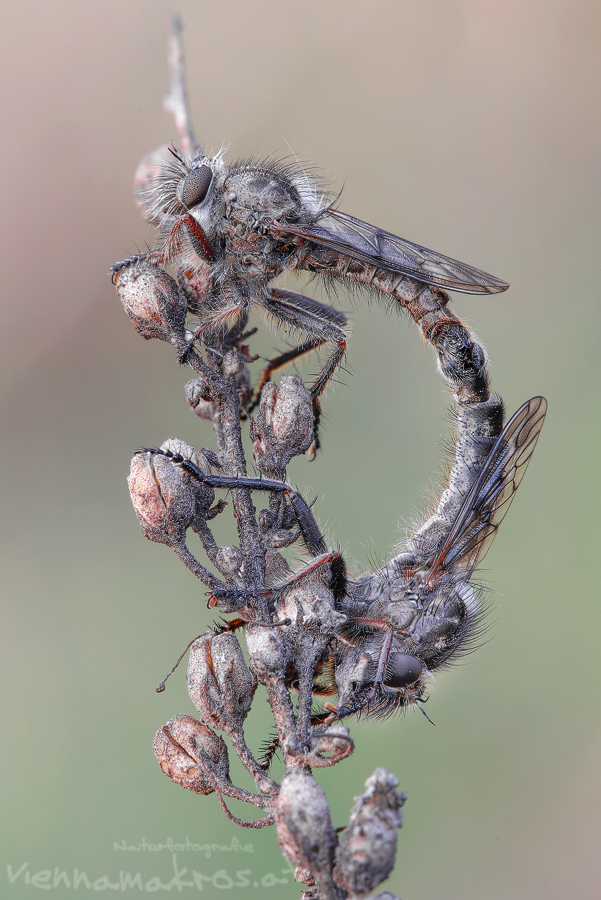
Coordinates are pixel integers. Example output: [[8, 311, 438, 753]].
[[113, 113, 507, 452], [149, 393, 546, 727]]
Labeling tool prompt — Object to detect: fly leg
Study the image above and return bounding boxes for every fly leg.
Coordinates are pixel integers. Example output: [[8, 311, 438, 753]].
[[248, 339, 326, 411], [256, 289, 349, 457], [207, 550, 345, 609], [138, 446, 328, 557]]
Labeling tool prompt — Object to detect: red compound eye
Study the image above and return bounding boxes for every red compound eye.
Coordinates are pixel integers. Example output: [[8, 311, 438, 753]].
[[180, 165, 212, 209]]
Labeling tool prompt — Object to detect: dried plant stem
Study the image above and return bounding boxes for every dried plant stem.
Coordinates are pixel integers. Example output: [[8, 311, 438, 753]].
[[115, 15, 545, 900]]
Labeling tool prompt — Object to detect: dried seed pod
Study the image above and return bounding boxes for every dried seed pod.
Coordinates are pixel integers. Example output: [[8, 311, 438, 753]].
[[333, 768, 406, 898], [114, 263, 187, 344], [214, 545, 244, 581], [127, 439, 215, 548], [275, 769, 338, 883], [223, 349, 244, 376], [185, 378, 215, 420], [251, 376, 313, 476], [184, 371, 227, 404], [245, 624, 291, 683], [277, 578, 346, 633], [153, 714, 230, 795], [294, 868, 315, 887], [187, 632, 257, 732]]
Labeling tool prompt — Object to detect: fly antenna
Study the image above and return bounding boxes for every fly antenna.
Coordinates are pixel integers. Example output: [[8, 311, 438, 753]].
[[417, 701, 436, 726]]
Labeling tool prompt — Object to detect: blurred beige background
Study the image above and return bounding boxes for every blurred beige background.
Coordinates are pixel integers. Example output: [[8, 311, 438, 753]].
[[2, 1, 600, 897]]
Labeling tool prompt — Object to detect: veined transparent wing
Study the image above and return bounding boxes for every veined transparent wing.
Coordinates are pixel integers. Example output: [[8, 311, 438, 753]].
[[274, 208, 509, 295], [426, 396, 547, 585]]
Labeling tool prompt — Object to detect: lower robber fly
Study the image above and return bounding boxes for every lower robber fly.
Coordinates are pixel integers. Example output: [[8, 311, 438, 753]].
[[141, 393, 546, 729]]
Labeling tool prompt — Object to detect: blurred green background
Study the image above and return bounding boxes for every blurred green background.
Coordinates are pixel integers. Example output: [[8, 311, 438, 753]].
[[2, 1, 600, 897]]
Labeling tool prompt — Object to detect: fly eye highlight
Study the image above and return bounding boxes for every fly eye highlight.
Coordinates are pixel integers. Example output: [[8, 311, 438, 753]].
[[180, 165, 213, 209], [384, 652, 423, 689]]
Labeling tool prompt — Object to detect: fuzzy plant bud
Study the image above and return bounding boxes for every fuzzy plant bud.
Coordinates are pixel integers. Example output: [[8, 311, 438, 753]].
[[187, 632, 257, 732], [127, 439, 215, 548], [153, 714, 230, 796], [244, 624, 290, 683], [294, 868, 315, 888], [223, 349, 244, 376], [185, 378, 215, 421], [275, 770, 338, 888], [215, 545, 244, 581], [114, 263, 187, 344], [333, 768, 406, 898], [277, 579, 346, 633], [251, 375, 313, 476]]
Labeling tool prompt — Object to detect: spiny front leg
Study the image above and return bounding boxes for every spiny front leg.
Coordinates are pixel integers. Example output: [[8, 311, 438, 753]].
[[138, 446, 329, 558]]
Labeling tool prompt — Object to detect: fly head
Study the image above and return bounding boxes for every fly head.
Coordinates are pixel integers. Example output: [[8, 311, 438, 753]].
[[332, 627, 427, 720]]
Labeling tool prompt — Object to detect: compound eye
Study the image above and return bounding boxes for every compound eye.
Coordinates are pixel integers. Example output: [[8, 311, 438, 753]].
[[180, 165, 213, 209], [384, 652, 423, 689]]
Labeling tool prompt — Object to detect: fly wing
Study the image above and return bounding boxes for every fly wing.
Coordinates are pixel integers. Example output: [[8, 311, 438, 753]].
[[426, 396, 547, 584], [274, 208, 509, 295]]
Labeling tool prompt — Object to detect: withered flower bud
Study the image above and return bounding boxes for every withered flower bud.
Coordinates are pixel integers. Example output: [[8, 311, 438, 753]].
[[220, 348, 253, 410], [127, 439, 215, 547], [185, 371, 226, 404], [294, 868, 315, 887], [185, 378, 214, 421], [153, 714, 230, 795], [277, 580, 346, 633], [251, 376, 313, 476], [223, 349, 244, 376], [114, 263, 187, 344], [245, 624, 290, 683], [333, 768, 406, 898], [215, 545, 244, 581], [187, 632, 257, 732], [275, 770, 338, 881]]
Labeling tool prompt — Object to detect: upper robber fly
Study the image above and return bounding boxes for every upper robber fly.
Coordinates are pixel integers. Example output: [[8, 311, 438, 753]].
[[113, 82, 507, 453]]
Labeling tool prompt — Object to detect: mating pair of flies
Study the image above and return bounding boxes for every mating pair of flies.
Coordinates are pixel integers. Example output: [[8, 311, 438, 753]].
[[114, 99, 546, 725]]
